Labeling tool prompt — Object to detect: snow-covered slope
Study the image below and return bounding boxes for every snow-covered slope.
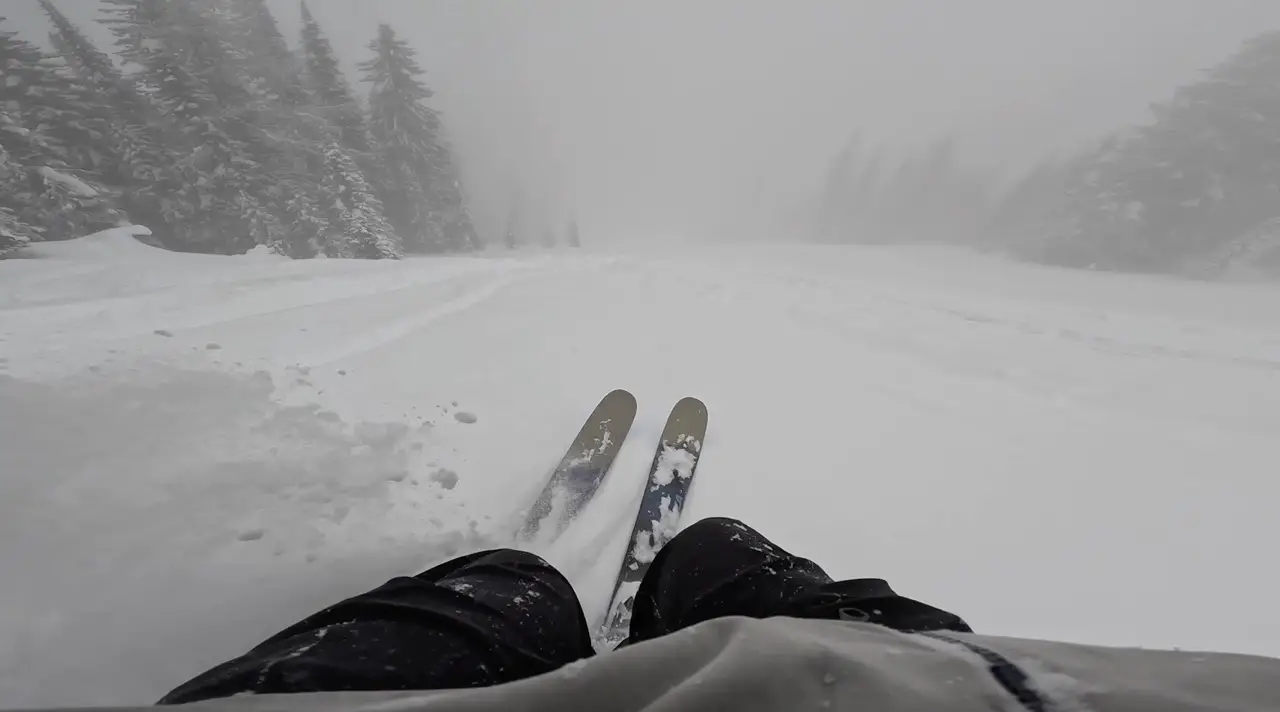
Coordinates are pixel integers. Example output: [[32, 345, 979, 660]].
[[3, 232, 1279, 707]]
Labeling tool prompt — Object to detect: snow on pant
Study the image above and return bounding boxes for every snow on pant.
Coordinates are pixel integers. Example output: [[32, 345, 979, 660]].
[[158, 517, 970, 704]]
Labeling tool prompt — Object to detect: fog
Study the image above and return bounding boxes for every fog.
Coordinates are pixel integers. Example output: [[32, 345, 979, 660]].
[[10, 0, 1280, 243], [8, 3, 1280, 705]]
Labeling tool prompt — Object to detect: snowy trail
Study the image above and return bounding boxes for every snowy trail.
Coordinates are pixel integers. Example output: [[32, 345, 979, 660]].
[[2, 236, 1279, 707]]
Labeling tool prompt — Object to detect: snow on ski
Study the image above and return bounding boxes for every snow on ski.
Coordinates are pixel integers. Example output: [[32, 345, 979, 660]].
[[599, 396, 708, 646], [518, 389, 637, 543]]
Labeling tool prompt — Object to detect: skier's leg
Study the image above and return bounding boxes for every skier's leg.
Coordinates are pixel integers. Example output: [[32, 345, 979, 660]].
[[159, 548, 593, 704], [627, 517, 971, 644]]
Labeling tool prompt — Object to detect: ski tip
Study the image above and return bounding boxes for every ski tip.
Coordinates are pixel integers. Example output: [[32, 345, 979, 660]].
[[674, 396, 707, 416], [605, 388, 638, 404]]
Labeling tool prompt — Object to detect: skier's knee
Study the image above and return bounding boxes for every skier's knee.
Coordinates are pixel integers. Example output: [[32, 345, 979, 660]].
[[471, 547, 552, 568], [671, 516, 754, 547], [413, 547, 554, 581]]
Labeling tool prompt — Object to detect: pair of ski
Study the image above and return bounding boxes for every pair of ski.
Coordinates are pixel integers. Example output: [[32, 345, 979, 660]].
[[518, 389, 707, 646]]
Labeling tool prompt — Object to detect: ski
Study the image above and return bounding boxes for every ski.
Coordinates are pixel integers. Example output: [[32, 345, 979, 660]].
[[518, 389, 637, 543], [599, 396, 708, 646]]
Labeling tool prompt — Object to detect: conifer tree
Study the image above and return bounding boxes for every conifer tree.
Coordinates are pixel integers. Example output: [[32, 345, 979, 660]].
[[0, 111, 39, 254], [1038, 30, 1280, 271], [217, 0, 334, 256], [0, 18, 118, 241], [360, 23, 441, 251], [43, 0, 164, 224], [433, 145, 480, 251], [319, 139, 402, 259], [100, 0, 280, 253], [300, 2, 372, 158]]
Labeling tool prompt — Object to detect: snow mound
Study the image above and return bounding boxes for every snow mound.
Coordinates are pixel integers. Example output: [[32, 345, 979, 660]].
[[22, 225, 159, 262]]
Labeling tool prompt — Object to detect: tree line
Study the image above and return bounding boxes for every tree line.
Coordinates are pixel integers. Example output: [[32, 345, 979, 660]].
[[1, 0, 478, 260], [815, 29, 1280, 278]]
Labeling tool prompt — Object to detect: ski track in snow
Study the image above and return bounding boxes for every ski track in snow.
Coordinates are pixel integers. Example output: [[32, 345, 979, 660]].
[[302, 273, 519, 366], [2, 235, 1280, 706]]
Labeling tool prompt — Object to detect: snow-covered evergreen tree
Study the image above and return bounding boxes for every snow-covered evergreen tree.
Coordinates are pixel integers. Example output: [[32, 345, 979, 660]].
[[0, 20, 118, 240], [26, 54, 111, 184], [433, 151, 480, 251], [42, 0, 164, 224], [280, 191, 336, 257], [0, 206, 32, 256], [319, 139, 401, 259], [41, 0, 130, 173], [1195, 216, 1280, 278], [0, 114, 38, 255], [300, 2, 372, 158], [4, 0, 476, 259], [222, 0, 310, 109], [359, 23, 441, 251], [100, 0, 280, 253], [45, 1, 139, 106], [1039, 135, 1162, 270], [1133, 33, 1280, 261], [295, 1, 409, 260], [216, 0, 334, 256], [361, 24, 479, 253], [0, 20, 61, 167], [1036, 30, 1280, 272]]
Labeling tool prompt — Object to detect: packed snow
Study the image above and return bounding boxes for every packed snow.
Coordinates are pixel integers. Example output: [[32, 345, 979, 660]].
[[3, 230, 1280, 707]]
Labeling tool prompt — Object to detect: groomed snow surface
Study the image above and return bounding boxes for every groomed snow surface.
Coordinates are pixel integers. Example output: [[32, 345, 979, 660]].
[[2, 228, 1279, 707]]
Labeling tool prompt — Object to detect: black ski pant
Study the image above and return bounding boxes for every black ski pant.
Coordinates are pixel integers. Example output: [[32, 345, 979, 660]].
[[159, 517, 971, 704]]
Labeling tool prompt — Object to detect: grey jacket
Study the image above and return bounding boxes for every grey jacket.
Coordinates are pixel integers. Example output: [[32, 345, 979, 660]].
[[23, 616, 1280, 711]]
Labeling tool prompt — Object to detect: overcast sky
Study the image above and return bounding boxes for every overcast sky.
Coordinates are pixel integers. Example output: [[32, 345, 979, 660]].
[[8, 0, 1280, 241]]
